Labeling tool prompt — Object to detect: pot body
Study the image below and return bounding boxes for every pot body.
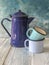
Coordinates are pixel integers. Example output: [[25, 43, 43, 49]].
[[11, 17, 28, 47]]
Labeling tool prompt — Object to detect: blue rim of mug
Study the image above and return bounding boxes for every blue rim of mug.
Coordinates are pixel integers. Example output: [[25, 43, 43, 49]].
[[33, 26, 47, 36], [29, 38, 45, 41]]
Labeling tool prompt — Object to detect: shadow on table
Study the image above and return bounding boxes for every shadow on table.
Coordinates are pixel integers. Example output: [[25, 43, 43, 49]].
[[43, 47, 49, 53]]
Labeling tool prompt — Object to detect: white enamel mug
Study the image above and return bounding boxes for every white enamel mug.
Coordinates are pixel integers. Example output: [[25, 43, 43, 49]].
[[24, 38, 45, 53]]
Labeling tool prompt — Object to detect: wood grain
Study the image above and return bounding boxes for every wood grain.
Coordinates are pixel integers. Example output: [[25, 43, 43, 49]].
[[4, 38, 49, 65], [0, 38, 49, 65], [0, 38, 6, 47], [0, 38, 11, 65]]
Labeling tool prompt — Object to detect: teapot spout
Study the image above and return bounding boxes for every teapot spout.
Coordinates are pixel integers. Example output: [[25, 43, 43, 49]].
[[28, 17, 34, 24]]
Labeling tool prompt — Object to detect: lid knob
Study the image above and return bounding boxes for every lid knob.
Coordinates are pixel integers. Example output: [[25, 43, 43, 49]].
[[19, 10, 21, 12]]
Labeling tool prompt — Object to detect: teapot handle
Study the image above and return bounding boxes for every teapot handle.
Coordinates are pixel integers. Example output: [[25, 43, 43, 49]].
[[1, 18, 11, 37]]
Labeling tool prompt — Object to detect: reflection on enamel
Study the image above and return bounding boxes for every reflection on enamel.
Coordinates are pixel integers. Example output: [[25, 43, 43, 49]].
[[14, 18, 16, 22], [12, 34, 16, 40]]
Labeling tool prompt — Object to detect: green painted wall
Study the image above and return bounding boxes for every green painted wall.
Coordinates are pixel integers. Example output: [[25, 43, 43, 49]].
[[0, 0, 49, 37]]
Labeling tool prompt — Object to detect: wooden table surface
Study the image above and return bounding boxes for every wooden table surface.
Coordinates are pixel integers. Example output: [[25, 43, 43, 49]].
[[0, 38, 49, 65]]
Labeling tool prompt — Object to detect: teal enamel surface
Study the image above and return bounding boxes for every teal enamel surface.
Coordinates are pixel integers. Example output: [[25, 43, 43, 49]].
[[26, 28, 45, 40]]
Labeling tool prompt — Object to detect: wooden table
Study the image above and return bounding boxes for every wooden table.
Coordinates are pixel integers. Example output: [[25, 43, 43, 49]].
[[0, 38, 49, 65]]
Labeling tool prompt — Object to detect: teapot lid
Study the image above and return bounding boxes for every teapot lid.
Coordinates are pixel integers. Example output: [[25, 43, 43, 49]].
[[13, 10, 28, 17]]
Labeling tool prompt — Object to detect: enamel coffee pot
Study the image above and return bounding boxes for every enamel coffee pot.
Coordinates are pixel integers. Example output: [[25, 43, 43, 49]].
[[1, 10, 34, 47]]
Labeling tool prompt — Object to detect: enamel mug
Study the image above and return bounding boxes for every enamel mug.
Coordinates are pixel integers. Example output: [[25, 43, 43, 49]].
[[24, 38, 45, 53], [26, 26, 46, 40]]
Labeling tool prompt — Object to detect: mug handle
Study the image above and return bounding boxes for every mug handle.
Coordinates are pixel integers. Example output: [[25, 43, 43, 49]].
[[24, 39, 29, 50], [26, 28, 33, 38]]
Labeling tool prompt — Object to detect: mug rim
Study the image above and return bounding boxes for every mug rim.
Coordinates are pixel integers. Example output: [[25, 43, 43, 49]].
[[33, 26, 47, 36], [29, 38, 45, 41]]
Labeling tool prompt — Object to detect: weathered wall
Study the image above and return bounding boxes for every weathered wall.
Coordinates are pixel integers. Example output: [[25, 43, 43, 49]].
[[0, 0, 49, 37]]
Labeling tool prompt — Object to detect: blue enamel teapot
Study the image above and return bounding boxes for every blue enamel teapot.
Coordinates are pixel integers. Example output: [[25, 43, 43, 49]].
[[1, 10, 34, 47]]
